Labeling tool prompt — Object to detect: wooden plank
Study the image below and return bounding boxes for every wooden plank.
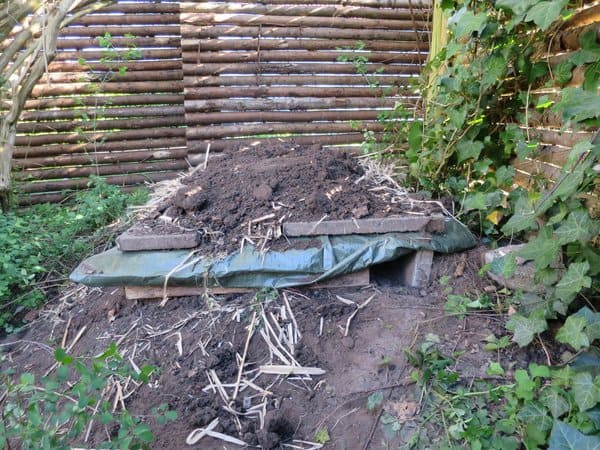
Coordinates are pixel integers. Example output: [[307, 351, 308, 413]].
[[184, 86, 403, 99], [283, 216, 436, 237], [125, 286, 252, 300], [13, 138, 187, 158], [186, 132, 378, 153], [117, 231, 200, 252], [123, 269, 370, 300]]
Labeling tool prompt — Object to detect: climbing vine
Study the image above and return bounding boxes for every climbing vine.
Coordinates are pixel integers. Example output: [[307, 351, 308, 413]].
[[389, 1, 600, 443], [402, 0, 599, 344]]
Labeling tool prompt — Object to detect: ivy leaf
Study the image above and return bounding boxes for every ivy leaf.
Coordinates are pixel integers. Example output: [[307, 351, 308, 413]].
[[572, 307, 600, 342], [555, 210, 599, 245], [367, 391, 384, 411], [496, 165, 516, 187], [548, 420, 600, 449], [456, 140, 484, 163], [482, 55, 507, 88], [495, 0, 539, 15], [525, 0, 567, 31], [506, 310, 548, 347], [555, 262, 591, 305], [517, 401, 553, 430], [540, 387, 570, 418], [449, 7, 488, 38], [572, 372, 600, 411], [556, 315, 590, 351], [515, 369, 536, 401], [490, 253, 517, 278], [519, 226, 561, 270], [554, 60, 575, 84], [583, 62, 600, 91], [554, 88, 600, 123]]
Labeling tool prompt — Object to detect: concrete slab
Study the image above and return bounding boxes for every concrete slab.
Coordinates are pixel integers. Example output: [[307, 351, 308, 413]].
[[283, 216, 440, 237]]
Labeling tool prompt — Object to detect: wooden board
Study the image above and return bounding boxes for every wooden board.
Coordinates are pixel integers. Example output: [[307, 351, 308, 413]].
[[124, 269, 370, 300], [283, 216, 442, 237]]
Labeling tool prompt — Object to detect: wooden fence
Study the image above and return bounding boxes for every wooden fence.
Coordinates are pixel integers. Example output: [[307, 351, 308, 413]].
[[13, 0, 186, 204], [11, 0, 432, 204]]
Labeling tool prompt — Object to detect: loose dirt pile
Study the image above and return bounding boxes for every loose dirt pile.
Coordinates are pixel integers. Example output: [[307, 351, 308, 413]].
[[136, 144, 442, 255]]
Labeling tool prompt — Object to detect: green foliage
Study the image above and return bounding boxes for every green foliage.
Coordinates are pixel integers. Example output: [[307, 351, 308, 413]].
[[404, 342, 600, 449], [0, 343, 176, 449], [0, 178, 147, 329], [388, 3, 599, 445]]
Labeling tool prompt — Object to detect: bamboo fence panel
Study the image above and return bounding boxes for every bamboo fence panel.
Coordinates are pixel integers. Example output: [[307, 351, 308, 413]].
[[180, 0, 431, 153], [14, 0, 186, 205]]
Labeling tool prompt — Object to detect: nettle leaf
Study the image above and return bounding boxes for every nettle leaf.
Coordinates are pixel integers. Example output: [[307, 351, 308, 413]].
[[525, 0, 567, 31], [506, 310, 548, 347], [556, 315, 590, 351], [540, 387, 570, 418], [367, 391, 384, 411], [456, 140, 484, 163], [554, 88, 600, 123], [555, 262, 591, 305], [519, 226, 561, 270], [555, 210, 599, 245], [449, 7, 488, 38], [548, 420, 600, 449], [554, 60, 575, 84], [572, 372, 600, 411]]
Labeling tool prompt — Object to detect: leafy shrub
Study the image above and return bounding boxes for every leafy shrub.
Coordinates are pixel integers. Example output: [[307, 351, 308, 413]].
[[0, 178, 147, 329]]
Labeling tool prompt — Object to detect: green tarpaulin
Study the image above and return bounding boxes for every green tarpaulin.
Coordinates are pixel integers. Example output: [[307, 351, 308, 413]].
[[71, 218, 477, 289]]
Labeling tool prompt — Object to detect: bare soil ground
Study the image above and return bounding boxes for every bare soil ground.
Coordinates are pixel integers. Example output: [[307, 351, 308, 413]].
[[0, 247, 543, 449]]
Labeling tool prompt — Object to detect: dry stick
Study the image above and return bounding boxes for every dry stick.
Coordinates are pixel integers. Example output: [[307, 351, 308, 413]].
[[61, 316, 72, 348], [160, 251, 202, 307], [283, 292, 301, 343], [232, 311, 256, 401], [344, 295, 375, 337]]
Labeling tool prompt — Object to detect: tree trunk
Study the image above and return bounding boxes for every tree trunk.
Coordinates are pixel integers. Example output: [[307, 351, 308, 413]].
[[0, 116, 16, 211]]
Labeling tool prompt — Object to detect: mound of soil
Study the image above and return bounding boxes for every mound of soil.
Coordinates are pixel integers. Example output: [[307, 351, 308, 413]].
[[140, 144, 441, 255]]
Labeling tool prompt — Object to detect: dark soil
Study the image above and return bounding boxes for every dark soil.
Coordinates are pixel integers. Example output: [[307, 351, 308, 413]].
[[139, 144, 441, 255], [0, 246, 549, 450]]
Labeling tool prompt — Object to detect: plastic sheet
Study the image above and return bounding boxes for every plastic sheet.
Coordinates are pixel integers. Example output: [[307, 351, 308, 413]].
[[71, 217, 477, 288]]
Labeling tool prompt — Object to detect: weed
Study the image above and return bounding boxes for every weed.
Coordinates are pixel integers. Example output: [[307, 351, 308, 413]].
[[0, 343, 176, 449]]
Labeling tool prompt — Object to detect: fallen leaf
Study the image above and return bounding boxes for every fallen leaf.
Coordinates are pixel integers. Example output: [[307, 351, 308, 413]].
[[387, 400, 418, 422]]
